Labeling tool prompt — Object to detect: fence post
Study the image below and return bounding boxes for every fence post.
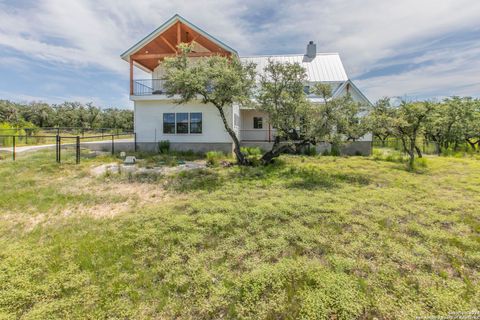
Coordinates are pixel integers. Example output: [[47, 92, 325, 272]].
[[111, 134, 114, 155], [58, 136, 61, 163], [76, 136, 80, 164], [134, 132, 137, 152], [12, 136, 15, 161], [56, 135, 59, 163]]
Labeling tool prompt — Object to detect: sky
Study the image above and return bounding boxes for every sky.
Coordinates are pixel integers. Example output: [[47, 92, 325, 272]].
[[0, 0, 479, 109]]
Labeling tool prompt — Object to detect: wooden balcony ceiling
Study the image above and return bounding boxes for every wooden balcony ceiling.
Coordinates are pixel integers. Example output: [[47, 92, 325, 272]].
[[131, 21, 232, 71]]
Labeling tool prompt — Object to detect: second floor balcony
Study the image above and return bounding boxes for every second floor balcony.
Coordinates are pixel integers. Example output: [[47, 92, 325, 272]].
[[133, 79, 167, 96]]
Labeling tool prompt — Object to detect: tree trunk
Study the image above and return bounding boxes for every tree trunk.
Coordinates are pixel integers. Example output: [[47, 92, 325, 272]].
[[380, 136, 387, 147], [408, 139, 416, 169], [466, 139, 478, 152], [215, 104, 248, 165], [415, 145, 422, 158], [261, 140, 295, 165], [435, 142, 442, 155]]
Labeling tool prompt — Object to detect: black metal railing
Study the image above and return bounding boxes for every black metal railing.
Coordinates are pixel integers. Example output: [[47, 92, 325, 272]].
[[133, 79, 167, 96]]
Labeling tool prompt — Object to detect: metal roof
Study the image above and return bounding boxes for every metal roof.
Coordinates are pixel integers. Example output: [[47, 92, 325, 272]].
[[240, 53, 348, 82]]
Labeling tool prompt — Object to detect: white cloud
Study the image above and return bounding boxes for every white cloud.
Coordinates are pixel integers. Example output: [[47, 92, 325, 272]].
[[0, 0, 480, 103]]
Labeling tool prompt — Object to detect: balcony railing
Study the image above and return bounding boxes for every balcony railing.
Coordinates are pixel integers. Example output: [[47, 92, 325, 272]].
[[133, 79, 167, 96]]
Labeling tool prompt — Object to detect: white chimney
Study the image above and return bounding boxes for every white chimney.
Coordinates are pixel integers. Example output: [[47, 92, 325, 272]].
[[306, 41, 316, 58]]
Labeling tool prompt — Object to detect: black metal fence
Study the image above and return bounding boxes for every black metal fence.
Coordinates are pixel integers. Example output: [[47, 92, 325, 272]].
[[0, 132, 136, 164], [0, 127, 133, 137]]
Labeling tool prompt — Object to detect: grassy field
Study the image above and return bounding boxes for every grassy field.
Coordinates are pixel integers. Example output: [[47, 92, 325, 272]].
[[0, 150, 479, 319]]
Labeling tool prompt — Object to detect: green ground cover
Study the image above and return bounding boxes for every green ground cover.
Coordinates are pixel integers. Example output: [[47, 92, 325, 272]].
[[0, 150, 479, 319]]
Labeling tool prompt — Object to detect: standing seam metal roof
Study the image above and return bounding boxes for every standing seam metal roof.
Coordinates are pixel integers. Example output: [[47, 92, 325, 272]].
[[240, 53, 348, 82]]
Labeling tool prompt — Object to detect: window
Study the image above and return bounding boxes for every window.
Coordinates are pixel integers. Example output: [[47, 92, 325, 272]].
[[163, 113, 175, 134], [303, 86, 310, 94], [163, 112, 203, 134], [176, 113, 189, 134], [190, 112, 202, 134], [253, 117, 263, 129]]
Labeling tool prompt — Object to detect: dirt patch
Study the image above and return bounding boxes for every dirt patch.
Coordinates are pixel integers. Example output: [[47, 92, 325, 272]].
[[90, 161, 207, 177]]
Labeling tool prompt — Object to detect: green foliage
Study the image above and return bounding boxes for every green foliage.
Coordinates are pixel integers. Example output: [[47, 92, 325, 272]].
[[256, 60, 311, 141], [412, 157, 428, 170], [391, 101, 434, 169], [206, 151, 225, 167], [368, 97, 396, 145], [239, 147, 263, 165], [0, 122, 26, 146], [163, 44, 257, 165], [312, 83, 369, 146], [304, 145, 318, 156], [158, 140, 170, 154], [0, 152, 479, 318], [240, 146, 262, 156], [424, 97, 480, 154], [0, 100, 133, 130]]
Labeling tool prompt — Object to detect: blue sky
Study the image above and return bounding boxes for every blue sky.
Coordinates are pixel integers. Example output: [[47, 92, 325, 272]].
[[1, 0, 480, 109]]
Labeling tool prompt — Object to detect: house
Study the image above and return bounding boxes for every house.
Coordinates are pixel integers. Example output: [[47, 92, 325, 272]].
[[121, 14, 372, 155]]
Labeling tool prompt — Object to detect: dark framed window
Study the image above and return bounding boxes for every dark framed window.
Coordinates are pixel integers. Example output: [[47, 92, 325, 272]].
[[190, 112, 202, 134], [176, 113, 189, 134], [163, 113, 175, 134], [253, 117, 263, 129]]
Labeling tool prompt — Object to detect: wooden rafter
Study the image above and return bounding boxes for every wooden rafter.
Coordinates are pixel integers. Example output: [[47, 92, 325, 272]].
[[132, 51, 221, 60], [160, 35, 177, 52], [176, 22, 181, 45]]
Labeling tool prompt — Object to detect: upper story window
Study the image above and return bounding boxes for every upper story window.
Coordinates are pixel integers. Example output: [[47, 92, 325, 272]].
[[163, 112, 202, 134], [253, 117, 263, 129]]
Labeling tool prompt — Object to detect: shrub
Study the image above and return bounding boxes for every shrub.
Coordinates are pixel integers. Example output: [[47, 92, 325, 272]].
[[241, 146, 262, 156], [330, 143, 341, 156], [413, 157, 428, 169], [206, 151, 224, 166], [0, 123, 26, 147], [158, 140, 170, 154], [304, 145, 318, 156], [240, 147, 263, 166]]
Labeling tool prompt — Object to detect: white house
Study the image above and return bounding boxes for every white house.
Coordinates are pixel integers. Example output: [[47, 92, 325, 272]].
[[121, 14, 372, 155]]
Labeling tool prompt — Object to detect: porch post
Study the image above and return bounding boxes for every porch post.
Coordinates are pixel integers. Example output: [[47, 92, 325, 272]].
[[268, 124, 271, 142], [129, 59, 133, 95]]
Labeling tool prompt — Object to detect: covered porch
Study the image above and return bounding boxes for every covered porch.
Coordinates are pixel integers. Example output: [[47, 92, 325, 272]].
[[121, 14, 236, 97], [239, 109, 276, 142]]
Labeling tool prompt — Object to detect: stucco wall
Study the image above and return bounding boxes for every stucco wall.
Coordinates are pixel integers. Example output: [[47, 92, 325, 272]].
[[240, 109, 275, 141], [135, 142, 233, 154], [134, 100, 233, 143]]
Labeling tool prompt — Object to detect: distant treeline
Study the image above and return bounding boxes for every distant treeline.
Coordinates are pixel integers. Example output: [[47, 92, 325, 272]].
[[0, 100, 133, 130]]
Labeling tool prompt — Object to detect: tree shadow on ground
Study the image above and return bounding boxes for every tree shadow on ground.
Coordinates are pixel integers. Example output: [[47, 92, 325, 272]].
[[165, 168, 224, 193], [163, 159, 371, 193], [281, 166, 371, 190]]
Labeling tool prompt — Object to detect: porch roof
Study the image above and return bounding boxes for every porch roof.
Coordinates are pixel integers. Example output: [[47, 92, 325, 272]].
[[121, 14, 238, 71]]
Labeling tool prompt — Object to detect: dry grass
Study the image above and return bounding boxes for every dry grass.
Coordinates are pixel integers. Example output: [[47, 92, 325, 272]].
[[0, 149, 479, 319]]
